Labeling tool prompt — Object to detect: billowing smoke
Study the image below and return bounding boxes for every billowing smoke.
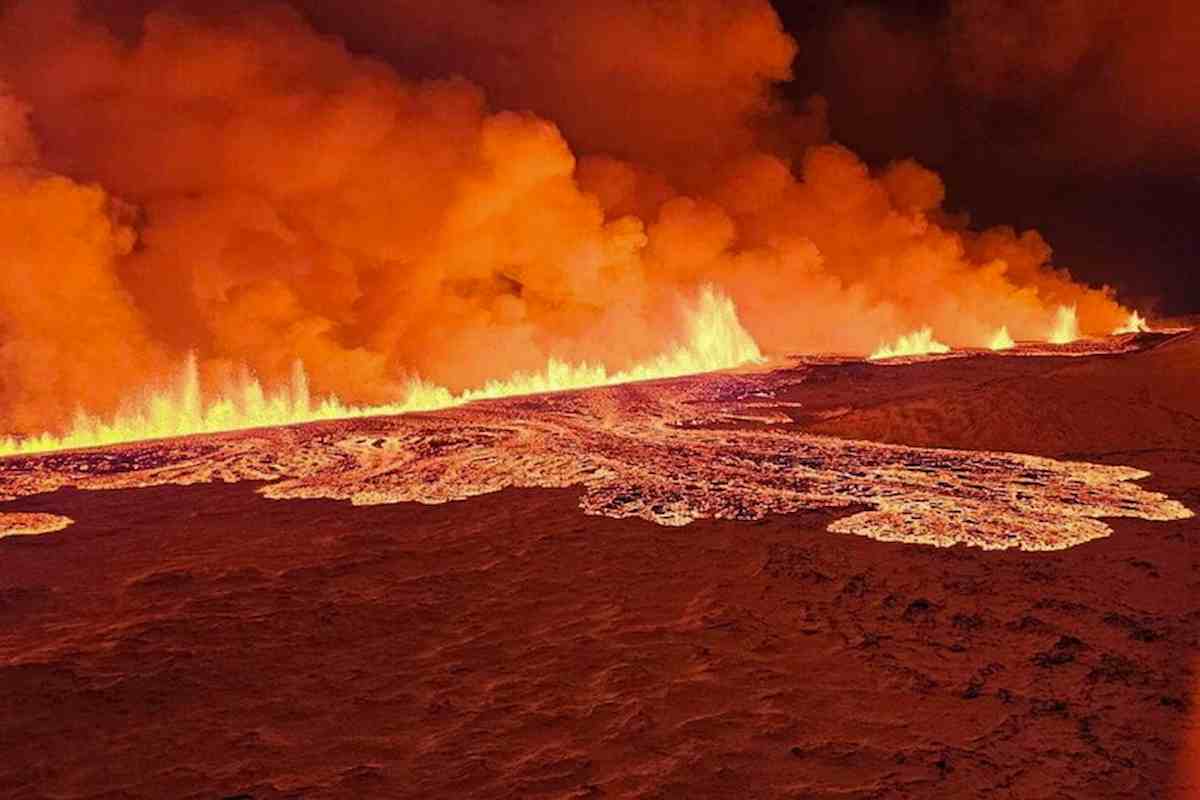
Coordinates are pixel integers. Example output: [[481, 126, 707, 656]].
[[0, 83, 168, 432], [0, 0, 1131, 434]]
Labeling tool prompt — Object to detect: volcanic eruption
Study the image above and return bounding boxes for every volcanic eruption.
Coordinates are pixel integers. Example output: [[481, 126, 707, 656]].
[[1, 1, 1197, 799], [0, 0, 1150, 450]]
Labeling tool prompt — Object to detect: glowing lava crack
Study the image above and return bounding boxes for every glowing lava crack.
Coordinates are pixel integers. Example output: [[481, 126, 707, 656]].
[[0, 512, 72, 538], [0, 367, 1190, 552]]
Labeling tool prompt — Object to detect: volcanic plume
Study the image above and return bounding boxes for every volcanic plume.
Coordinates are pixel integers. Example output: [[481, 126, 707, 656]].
[[0, 0, 1137, 439]]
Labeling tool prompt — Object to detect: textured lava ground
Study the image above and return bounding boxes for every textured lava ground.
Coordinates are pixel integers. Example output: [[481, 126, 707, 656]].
[[1, 333, 1198, 799]]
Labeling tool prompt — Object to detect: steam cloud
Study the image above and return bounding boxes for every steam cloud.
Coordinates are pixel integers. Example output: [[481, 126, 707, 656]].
[[0, 0, 1132, 434]]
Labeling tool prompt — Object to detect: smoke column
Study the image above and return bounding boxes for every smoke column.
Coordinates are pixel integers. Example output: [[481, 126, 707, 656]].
[[0, 0, 1134, 436]]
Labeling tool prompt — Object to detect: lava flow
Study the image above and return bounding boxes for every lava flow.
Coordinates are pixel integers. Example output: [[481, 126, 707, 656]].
[[1, 334, 1190, 551], [869, 327, 951, 360], [0, 287, 761, 457]]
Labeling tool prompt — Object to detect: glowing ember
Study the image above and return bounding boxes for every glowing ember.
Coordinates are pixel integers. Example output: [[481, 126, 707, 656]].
[[988, 326, 1016, 351], [0, 287, 761, 457], [869, 328, 951, 361], [1049, 305, 1080, 344]]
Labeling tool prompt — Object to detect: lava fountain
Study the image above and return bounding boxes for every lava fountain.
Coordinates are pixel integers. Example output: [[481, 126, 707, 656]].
[[0, 287, 762, 457]]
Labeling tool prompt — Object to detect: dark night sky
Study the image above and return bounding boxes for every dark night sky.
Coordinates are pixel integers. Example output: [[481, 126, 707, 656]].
[[771, 0, 1199, 315]]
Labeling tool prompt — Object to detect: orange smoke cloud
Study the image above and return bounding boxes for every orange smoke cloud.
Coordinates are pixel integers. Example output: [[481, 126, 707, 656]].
[[291, 0, 816, 186], [0, 0, 1135, 435], [0, 85, 166, 431]]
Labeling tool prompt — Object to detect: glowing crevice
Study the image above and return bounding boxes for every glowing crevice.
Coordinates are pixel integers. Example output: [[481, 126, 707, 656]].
[[0, 513, 73, 538], [0, 368, 1190, 552], [0, 287, 762, 457]]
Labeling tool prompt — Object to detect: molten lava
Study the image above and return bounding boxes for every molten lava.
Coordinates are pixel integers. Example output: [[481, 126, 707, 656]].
[[0, 287, 761, 457], [0, 344, 1191, 550], [1115, 310, 1152, 334], [868, 328, 951, 361], [988, 326, 1016, 351], [1049, 305, 1081, 344]]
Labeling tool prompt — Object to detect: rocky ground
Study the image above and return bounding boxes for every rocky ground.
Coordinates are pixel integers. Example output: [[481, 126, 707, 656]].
[[1, 333, 1197, 799]]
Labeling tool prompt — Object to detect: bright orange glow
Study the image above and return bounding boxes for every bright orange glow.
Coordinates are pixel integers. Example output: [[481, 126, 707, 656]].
[[0, 351, 1191, 552], [1114, 310, 1151, 334], [0, 512, 72, 537], [0, 287, 761, 456], [1049, 305, 1080, 344], [868, 327, 950, 360], [988, 326, 1016, 350], [0, 1, 1147, 439]]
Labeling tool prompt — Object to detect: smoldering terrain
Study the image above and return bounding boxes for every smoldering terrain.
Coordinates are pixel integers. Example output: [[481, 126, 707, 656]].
[[1, 333, 1197, 799]]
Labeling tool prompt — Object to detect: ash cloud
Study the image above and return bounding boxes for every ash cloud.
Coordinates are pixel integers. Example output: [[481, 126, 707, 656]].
[[0, 0, 1131, 434]]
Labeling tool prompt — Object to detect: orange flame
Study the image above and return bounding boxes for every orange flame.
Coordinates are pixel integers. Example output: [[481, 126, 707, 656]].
[[869, 328, 950, 360], [0, 287, 761, 456], [1048, 305, 1080, 344], [0, 1, 1148, 438], [1114, 310, 1151, 334], [988, 326, 1016, 350]]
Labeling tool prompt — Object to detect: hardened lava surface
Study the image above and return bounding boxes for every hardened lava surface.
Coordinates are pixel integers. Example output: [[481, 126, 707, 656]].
[[1, 333, 1198, 800], [0, 350, 1190, 551]]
